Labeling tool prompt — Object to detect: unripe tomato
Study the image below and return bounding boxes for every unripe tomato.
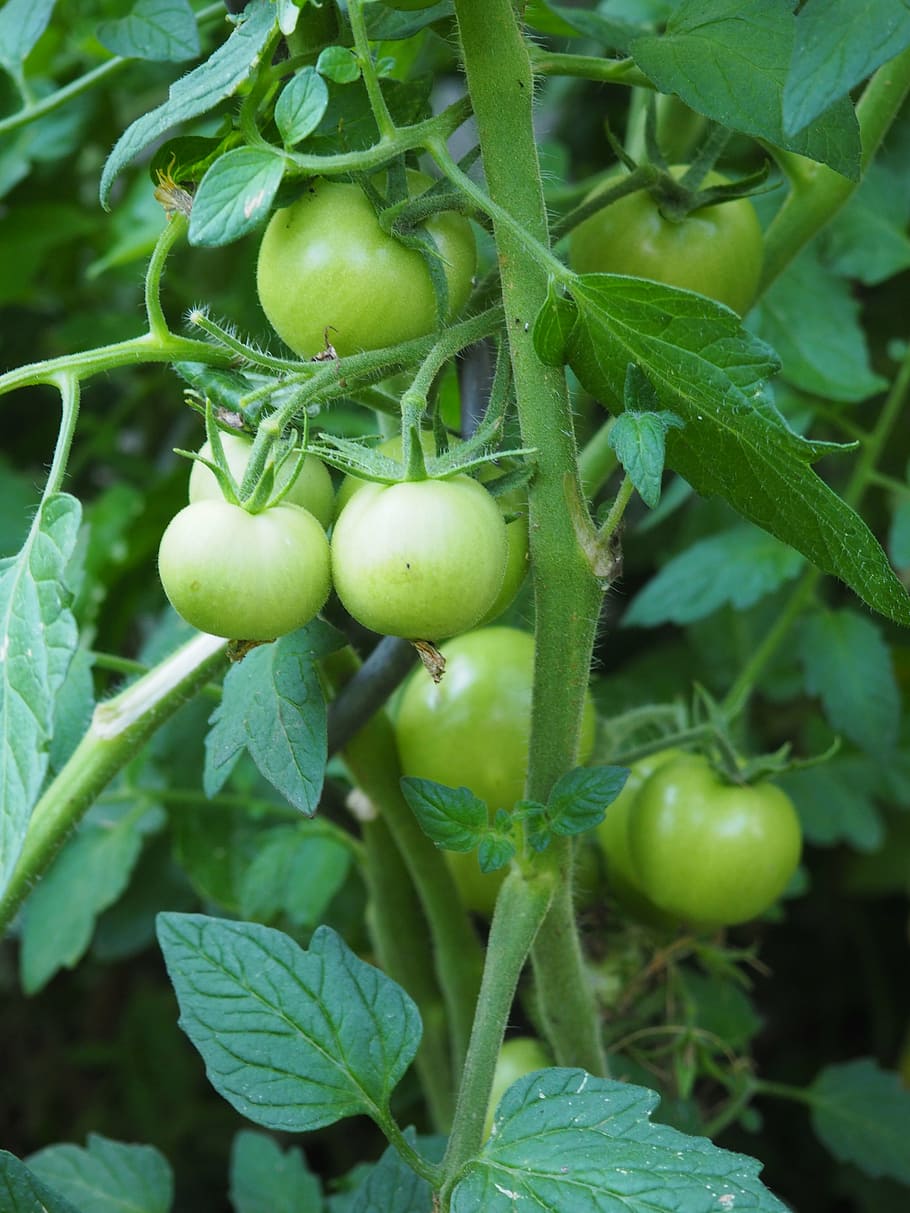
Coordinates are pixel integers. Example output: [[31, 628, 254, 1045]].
[[257, 170, 476, 357], [188, 433, 334, 527], [330, 476, 507, 639], [627, 754, 802, 927], [596, 747, 685, 927], [158, 500, 331, 640], [569, 167, 763, 315], [336, 431, 529, 621], [484, 1037, 552, 1138], [395, 626, 596, 811]]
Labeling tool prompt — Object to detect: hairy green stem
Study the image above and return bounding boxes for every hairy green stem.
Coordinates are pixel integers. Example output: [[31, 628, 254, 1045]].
[[348, 0, 396, 140], [439, 869, 554, 1204], [362, 815, 454, 1131], [760, 47, 910, 293], [454, 0, 607, 1076], [0, 633, 228, 936], [529, 48, 650, 87]]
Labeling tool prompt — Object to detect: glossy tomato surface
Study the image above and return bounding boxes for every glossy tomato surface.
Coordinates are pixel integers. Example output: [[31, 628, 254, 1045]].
[[257, 170, 476, 357], [331, 476, 507, 639], [158, 500, 331, 640], [189, 433, 335, 527], [627, 754, 802, 927], [570, 167, 763, 314], [596, 747, 686, 927], [394, 626, 596, 811]]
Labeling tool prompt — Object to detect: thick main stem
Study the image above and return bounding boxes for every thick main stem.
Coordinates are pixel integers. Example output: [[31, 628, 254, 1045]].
[[454, 0, 607, 1077]]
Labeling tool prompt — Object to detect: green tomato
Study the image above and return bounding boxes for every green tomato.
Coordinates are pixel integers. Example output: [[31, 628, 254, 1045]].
[[569, 167, 763, 315], [188, 433, 335, 528], [445, 849, 505, 920], [331, 476, 507, 639], [158, 500, 331, 640], [596, 747, 685, 926], [336, 431, 530, 621], [484, 1037, 552, 1138], [257, 170, 476, 357], [395, 626, 596, 811], [627, 754, 803, 928]]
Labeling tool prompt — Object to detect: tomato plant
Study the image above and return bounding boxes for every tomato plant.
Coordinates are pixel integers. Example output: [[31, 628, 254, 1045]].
[[158, 500, 331, 640], [331, 476, 507, 638], [627, 754, 803, 927], [256, 171, 476, 357], [4, 3, 910, 1211], [569, 168, 764, 314], [189, 432, 335, 527]]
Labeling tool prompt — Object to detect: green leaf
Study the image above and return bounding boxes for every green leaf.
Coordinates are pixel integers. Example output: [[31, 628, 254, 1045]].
[[100, 0, 277, 209], [157, 914, 421, 1132], [564, 275, 910, 626], [823, 162, 910, 286], [631, 0, 861, 181], [20, 797, 164, 994], [0, 1151, 81, 1213], [229, 1131, 321, 1213], [679, 970, 763, 1052], [97, 0, 200, 63], [27, 1134, 174, 1213], [48, 645, 94, 774], [783, 0, 910, 136], [363, 1, 452, 40], [888, 495, 910, 567], [546, 766, 629, 837], [525, 2, 639, 51], [275, 67, 330, 147], [776, 759, 884, 851], [188, 147, 285, 247], [204, 624, 336, 816], [316, 46, 361, 85], [750, 247, 887, 402], [798, 610, 900, 759], [0, 493, 81, 897], [453, 1070, 787, 1213], [531, 283, 578, 367], [0, 0, 56, 74], [346, 1134, 434, 1213], [625, 525, 804, 627], [477, 831, 517, 874], [809, 1059, 910, 1184], [609, 407, 684, 509], [400, 777, 489, 851], [238, 825, 351, 928]]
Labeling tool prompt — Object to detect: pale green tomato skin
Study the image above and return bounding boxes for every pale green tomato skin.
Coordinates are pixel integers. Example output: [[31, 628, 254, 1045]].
[[331, 476, 507, 639], [596, 748, 685, 928], [394, 626, 596, 811], [189, 433, 335, 528], [158, 500, 331, 641], [570, 167, 763, 315], [257, 171, 476, 357], [336, 432, 530, 619], [484, 1037, 552, 1138], [445, 850, 504, 920], [628, 754, 803, 928]]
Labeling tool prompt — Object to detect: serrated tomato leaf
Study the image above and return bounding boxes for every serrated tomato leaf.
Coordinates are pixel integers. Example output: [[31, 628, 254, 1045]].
[[100, 0, 277, 208], [808, 1059, 910, 1184], [27, 1135, 173, 1213], [454, 1069, 787, 1213], [546, 766, 629, 836], [157, 914, 421, 1132], [188, 147, 284, 247], [0, 1151, 82, 1213], [631, 0, 861, 181], [400, 777, 489, 852], [97, 0, 200, 63], [563, 274, 910, 626], [229, 1131, 321, 1213]]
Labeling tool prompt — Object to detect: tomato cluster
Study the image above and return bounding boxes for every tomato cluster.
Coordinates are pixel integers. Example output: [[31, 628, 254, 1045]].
[[159, 431, 513, 643], [597, 750, 803, 928]]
